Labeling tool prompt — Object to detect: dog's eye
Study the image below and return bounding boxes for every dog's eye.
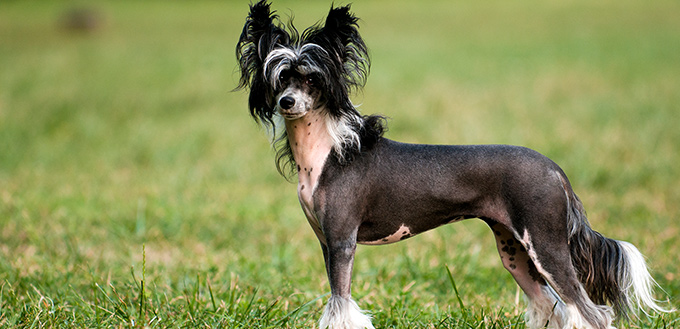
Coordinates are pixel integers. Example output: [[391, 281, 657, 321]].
[[306, 75, 318, 87], [278, 70, 291, 83]]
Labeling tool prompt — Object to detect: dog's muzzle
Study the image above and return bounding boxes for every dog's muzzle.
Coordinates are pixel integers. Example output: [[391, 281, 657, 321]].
[[277, 95, 307, 119]]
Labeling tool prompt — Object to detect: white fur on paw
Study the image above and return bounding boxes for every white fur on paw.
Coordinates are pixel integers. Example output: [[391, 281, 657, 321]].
[[319, 296, 375, 329], [524, 285, 615, 329]]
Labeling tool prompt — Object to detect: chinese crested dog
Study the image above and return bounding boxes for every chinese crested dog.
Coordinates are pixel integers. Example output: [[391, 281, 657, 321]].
[[235, 1, 670, 328]]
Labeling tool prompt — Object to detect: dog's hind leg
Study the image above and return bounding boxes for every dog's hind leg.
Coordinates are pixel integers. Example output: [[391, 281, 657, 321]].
[[518, 224, 615, 329], [488, 221, 564, 329], [489, 219, 616, 329]]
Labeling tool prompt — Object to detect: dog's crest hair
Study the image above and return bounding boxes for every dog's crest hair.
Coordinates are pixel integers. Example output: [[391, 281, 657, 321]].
[[235, 0, 385, 176]]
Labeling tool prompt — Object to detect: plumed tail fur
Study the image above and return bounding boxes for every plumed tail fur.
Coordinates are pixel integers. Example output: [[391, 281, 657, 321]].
[[566, 190, 672, 320]]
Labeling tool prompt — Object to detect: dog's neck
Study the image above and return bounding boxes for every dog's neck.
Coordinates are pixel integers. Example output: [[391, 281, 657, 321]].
[[285, 110, 334, 208]]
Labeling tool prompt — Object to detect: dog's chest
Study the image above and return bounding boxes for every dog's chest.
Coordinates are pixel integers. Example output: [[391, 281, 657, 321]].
[[297, 174, 324, 242], [297, 166, 321, 220], [286, 113, 334, 242], [295, 147, 328, 244]]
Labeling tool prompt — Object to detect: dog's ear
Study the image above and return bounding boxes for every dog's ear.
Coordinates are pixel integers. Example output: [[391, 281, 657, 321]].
[[307, 4, 370, 90], [235, 0, 289, 124]]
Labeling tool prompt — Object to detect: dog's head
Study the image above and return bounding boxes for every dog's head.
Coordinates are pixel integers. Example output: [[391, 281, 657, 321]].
[[235, 0, 369, 125]]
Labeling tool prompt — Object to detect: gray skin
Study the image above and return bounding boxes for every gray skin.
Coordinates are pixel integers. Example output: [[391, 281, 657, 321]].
[[312, 139, 593, 320]]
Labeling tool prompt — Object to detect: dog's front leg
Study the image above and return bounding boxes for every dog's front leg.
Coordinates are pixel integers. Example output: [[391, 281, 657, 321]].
[[318, 236, 375, 329]]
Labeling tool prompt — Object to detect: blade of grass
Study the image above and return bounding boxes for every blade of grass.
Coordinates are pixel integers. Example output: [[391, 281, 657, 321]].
[[207, 277, 217, 313], [445, 265, 466, 316], [276, 292, 330, 327]]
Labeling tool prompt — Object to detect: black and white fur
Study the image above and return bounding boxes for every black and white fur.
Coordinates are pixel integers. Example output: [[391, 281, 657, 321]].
[[235, 2, 670, 328]]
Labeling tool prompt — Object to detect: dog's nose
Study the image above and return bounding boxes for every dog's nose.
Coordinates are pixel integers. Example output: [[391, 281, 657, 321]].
[[279, 96, 295, 110]]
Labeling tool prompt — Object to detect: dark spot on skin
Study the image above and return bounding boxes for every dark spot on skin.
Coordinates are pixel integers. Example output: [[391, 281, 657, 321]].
[[507, 239, 514, 246], [509, 257, 515, 262], [519, 245, 527, 252], [500, 240, 506, 245], [502, 245, 517, 256], [402, 231, 408, 235], [509, 264, 517, 270], [400, 234, 411, 240], [294, 125, 297, 129], [307, 122, 311, 126], [295, 142, 298, 146], [310, 168, 313, 173], [494, 230, 501, 236], [301, 185, 305, 191], [382, 238, 389, 242], [297, 165, 300, 172], [307, 132, 310, 136]]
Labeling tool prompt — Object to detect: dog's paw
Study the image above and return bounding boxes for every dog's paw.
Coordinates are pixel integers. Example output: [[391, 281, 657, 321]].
[[319, 295, 375, 329]]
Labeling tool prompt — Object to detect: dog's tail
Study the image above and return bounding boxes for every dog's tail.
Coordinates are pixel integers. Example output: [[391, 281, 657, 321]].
[[564, 186, 672, 320]]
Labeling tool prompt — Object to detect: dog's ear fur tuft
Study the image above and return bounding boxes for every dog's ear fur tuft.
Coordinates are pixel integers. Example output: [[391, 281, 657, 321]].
[[306, 4, 370, 91], [235, 0, 289, 125], [323, 5, 364, 54]]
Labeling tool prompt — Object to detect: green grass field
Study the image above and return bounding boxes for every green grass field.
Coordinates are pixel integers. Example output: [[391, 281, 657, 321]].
[[1, 0, 678, 327]]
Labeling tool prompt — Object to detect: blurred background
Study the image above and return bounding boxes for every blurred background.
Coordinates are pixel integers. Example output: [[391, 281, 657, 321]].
[[0, 0, 678, 327]]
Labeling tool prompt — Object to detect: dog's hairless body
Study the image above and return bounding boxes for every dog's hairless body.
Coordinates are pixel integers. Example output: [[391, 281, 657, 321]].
[[303, 131, 564, 305], [236, 2, 670, 328]]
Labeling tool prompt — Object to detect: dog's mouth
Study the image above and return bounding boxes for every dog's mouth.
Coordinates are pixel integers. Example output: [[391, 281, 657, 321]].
[[278, 108, 307, 120]]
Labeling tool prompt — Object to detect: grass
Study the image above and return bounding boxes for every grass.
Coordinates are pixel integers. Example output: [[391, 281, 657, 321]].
[[0, 0, 678, 327]]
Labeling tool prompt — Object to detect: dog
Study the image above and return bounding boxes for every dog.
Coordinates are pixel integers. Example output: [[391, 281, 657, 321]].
[[234, 2, 670, 328]]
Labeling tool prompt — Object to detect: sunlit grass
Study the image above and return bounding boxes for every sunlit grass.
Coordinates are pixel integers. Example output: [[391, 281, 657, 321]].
[[0, 0, 678, 327]]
